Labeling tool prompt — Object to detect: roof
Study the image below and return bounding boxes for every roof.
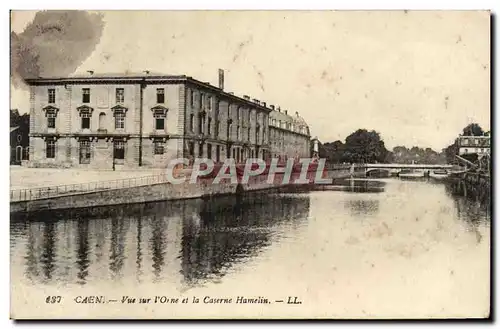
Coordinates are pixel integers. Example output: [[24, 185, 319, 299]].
[[25, 72, 275, 113], [26, 72, 312, 131]]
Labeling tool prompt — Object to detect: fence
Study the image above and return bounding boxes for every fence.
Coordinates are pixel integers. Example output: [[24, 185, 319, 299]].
[[324, 163, 365, 171], [10, 164, 366, 203], [10, 173, 173, 202]]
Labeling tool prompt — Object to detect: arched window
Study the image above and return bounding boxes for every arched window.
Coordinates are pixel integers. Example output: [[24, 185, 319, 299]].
[[99, 112, 106, 130]]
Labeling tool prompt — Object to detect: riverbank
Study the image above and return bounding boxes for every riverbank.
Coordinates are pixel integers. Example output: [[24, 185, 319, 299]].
[[10, 166, 169, 190], [9, 162, 367, 213], [448, 172, 490, 205]]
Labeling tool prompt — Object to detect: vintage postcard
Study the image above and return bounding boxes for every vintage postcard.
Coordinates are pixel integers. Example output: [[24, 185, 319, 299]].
[[9, 10, 491, 319]]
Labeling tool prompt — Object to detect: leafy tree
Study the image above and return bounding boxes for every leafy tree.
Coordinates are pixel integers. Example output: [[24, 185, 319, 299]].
[[462, 123, 484, 136], [444, 142, 459, 164], [10, 109, 20, 127], [341, 129, 388, 163]]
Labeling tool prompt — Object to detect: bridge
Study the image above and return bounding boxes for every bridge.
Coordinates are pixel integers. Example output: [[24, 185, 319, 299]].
[[363, 163, 454, 175]]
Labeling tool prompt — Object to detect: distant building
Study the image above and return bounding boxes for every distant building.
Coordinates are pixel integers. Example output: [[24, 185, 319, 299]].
[[268, 107, 311, 161], [25, 71, 311, 168], [10, 109, 29, 165], [456, 135, 490, 156]]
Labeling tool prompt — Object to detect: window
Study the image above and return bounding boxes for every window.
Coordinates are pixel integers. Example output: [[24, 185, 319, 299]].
[[200, 93, 204, 109], [46, 139, 56, 158], [227, 122, 232, 140], [216, 145, 220, 162], [82, 88, 90, 103], [207, 96, 212, 111], [198, 113, 204, 134], [153, 109, 166, 130], [237, 126, 240, 140], [157, 88, 165, 104], [208, 117, 212, 135], [190, 114, 194, 132], [247, 127, 251, 141], [207, 143, 212, 160], [116, 88, 124, 103], [256, 128, 260, 144], [154, 140, 165, 155], [237, 107, 240, 122], [79, 140, 91, 164], [113, 141, 125, 160], [115, 111, 125, 129], [155, 117, 165, 130], [98, 112, 106, 130], [46, 110, 56, 129], [189, 89, 194, 108], [48, 89, 55, 104], [81, 112, 91, 129], [198, 143, 203, 157], [188, 141, 194, 157]]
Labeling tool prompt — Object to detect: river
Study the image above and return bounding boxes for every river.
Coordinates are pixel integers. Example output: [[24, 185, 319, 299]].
[[10, 178, 490, 319]]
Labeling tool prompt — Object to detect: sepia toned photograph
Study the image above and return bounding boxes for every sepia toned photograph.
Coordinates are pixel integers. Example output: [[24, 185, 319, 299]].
[[9, 10, 491, 319]]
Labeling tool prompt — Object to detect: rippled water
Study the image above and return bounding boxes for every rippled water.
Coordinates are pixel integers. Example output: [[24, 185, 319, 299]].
[[10, 178, 490, 318]]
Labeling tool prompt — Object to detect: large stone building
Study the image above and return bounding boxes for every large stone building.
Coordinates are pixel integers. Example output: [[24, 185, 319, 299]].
[[26, 71, 311, 169], [269, 106, 311, 160]]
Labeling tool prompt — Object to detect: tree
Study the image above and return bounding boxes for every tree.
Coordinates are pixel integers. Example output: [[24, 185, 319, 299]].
[[342, 129, 389, 163], [322, 140, 345, 163], [444, 142, 459, 164], [10, 109, 20, 127], [462, 123, 484, 136]]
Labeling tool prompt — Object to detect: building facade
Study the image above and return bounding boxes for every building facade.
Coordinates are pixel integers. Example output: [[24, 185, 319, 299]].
[[456, 135, 490, 156], [27, 72, 310, 169], [268, 107, 311, 160], [10, 109, 30, 165]]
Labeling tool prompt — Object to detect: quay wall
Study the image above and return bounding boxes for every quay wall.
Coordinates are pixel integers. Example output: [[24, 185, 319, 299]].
[[10, 167, 355, 213]]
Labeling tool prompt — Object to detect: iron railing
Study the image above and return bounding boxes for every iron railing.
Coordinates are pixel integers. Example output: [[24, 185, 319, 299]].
[[10, 173, 173, 202], [10, 164, 365, 202]]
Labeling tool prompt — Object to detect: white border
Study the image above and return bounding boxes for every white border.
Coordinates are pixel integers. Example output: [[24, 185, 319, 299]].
[[2, 1, 498, 328]]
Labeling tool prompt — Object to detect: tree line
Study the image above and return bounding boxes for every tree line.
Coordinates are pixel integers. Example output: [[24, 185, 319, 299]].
[[316, 123, 488, 165]]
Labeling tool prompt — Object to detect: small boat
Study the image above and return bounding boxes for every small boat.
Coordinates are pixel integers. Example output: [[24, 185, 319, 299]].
[[429, 169, 449, 180], [398, 169, 425, 179]]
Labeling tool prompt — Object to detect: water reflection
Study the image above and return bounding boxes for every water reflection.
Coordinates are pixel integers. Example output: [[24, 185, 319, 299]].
[[76, 219, 90, 285], [180, 194, 310, 286], [444, 180, 491, 230], [314, 179, 386, 193], [11, 193, 310, 287]]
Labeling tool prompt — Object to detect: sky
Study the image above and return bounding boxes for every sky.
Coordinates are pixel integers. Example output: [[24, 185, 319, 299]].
[[10, 10, 491, 151]]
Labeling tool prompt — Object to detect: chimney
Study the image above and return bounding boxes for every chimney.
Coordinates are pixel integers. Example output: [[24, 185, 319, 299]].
[[262, 102, 266, 107], [243, 95, 250, 100], [228, 92, 234, 95], [253, 99, 260, 105], [218, 69, 224, 90], [87, 70, 94, 75], [143, 70, 150, 75], [277, 106, 281, 112], [284, 110, 288, 115], [270, 105, 275, 110], [296, 111, 299, 117]]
